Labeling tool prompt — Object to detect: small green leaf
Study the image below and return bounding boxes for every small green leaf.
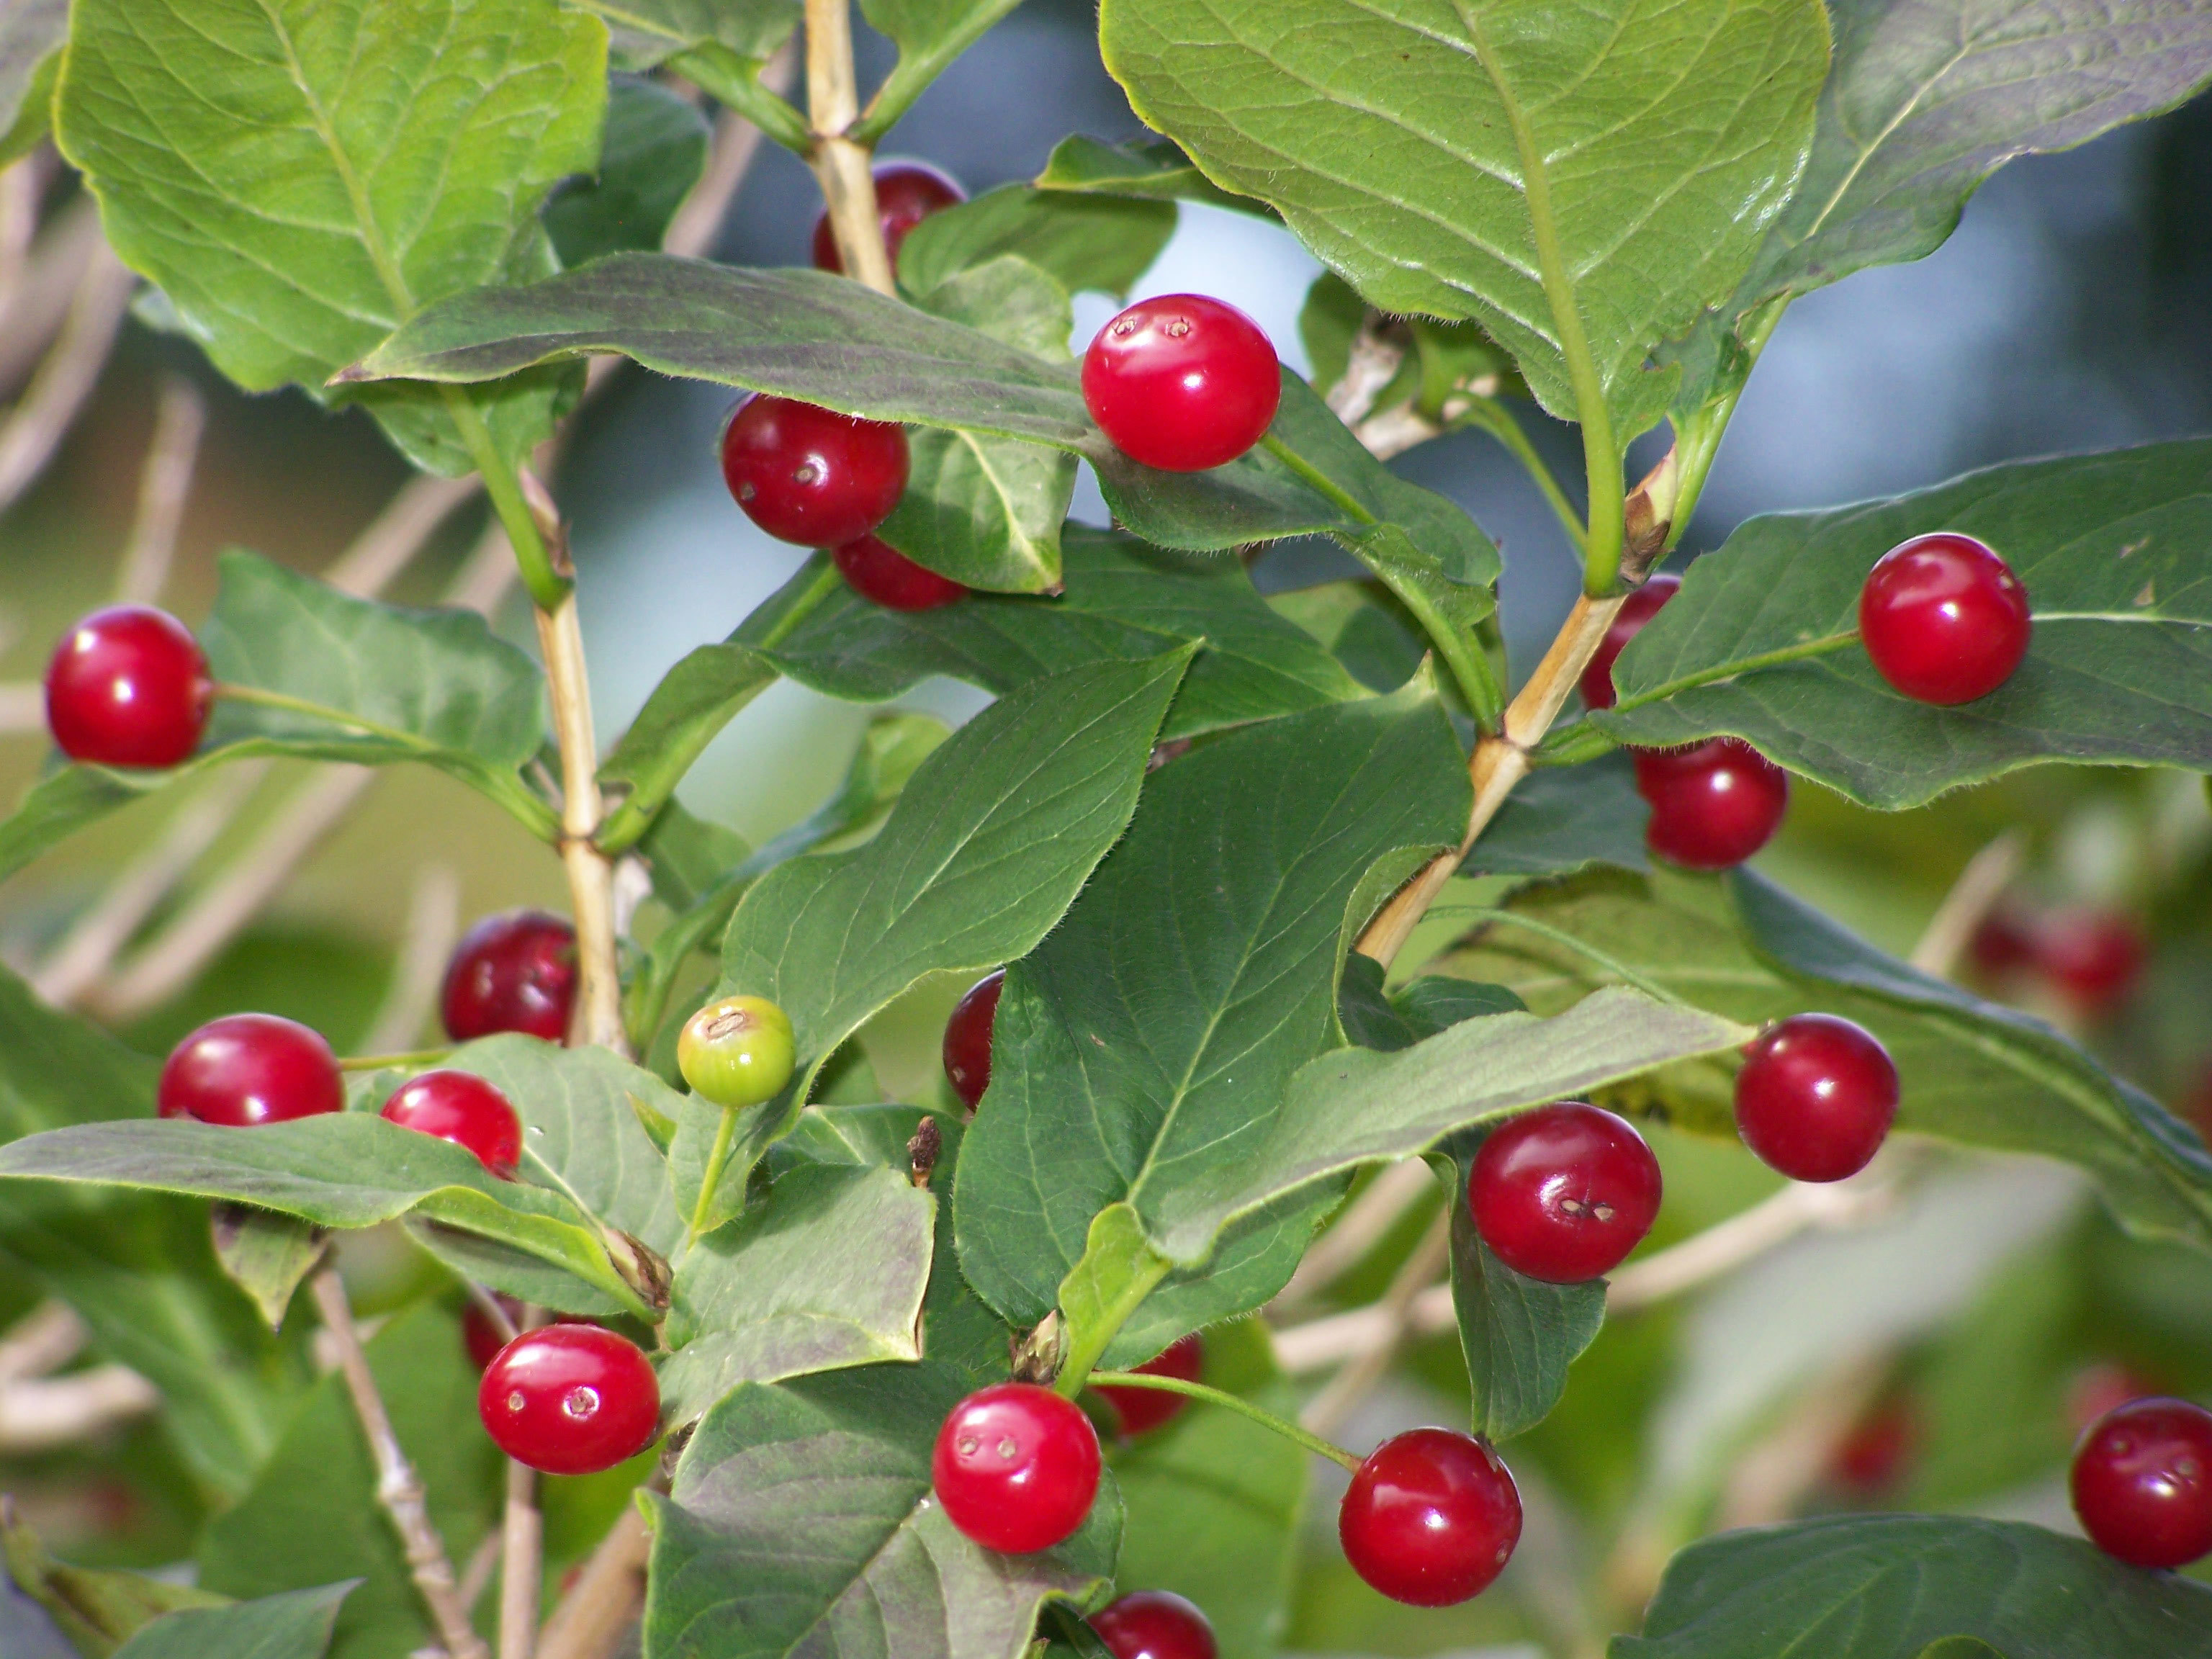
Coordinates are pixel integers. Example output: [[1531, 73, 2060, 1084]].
[[1465, 750, 1649, 878], [877, 421, 1076, 595], [1613, 1516, 2212, 1658], [112, 1584, 355, 1659], [0, 0, 63, 166], [1337, 956, 1524, 1053], [637, 797, 753, 914], [645, 1363, 1119, 1659], [1057, 1203, 1173, 1380], [1268, 580, 1426, 695], [544, 74, 709, 265], [210, 1203, 327, 1331], [598, 642, 777, 851], [898, 183, 1175, 302], [657, 1164, 933, 1424], [3, 1503, 230, 1659], [1036, 132, 1269, 215]]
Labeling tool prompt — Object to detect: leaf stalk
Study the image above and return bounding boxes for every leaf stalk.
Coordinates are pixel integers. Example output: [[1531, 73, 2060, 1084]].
[[1084, 1372, 1362, 1471]]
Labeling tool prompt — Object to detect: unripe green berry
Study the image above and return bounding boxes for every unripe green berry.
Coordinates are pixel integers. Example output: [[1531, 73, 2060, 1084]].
[[678, 994, 796, 1107]]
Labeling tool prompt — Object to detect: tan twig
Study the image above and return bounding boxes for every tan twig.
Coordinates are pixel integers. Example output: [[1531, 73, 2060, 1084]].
[[0, 191, 98, 397], [1272, 1160, 1437, 1312], [0, 150, 48, 330], [806, 0, 894, 295], [0, 1364, 160, 1452], [323, 472, 482, 599], [1909, 830, 2028, 979], [0, 680, 40, 731], [1714, 1353, 1889, 1529], [113, 376, 207, 606], [460, 1529, 505, 1614], [533, 1507, 648, 1659], [0, 240, 135, 513], [499, 1456, 541, 1659], [1324, 318, 1407, 426], [1604, 1175, 1899, 1315], [0, 1302, 87, 1384], [310, 1269, 489, 1659], [662, 45, 798, 263], [1300, 1208, 1453, 1437], [362, 864, 463, 1054]]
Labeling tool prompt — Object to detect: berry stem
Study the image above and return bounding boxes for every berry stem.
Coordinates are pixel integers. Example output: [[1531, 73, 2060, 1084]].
[[1431, 905, 1690, 1008], [806, 0, 896, 295], [336, 1046, 454, 1072], [1085, 1372, 1362, 1472], [684, 1103, 743, 1251], [1664, 296, 1788, 553], [1604, 630, 1859, 715]]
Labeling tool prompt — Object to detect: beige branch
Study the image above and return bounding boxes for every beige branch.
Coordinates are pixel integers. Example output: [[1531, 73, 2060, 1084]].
[[1300, 1209, 1453, 1438], [0, 1365, 161, 1453], [498, 1456, 541, 1659], [1909, 830, 2027, 979], [805, 0, 894, 295], [0, 1302, 87, 1384], [114, 376, 207, 607], [362, 864, 463, 1054], [0, 240, 135, 514], [0, 680, 41, 731], [1272, 1159, 1437, 1312], [323, 473, 483, 599], [0, 192, 99, 397], [0, 150, 49, 333], [534, 1508, 649, 1659]]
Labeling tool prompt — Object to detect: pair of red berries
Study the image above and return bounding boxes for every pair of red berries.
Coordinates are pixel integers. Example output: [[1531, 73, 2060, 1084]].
[[1973, 905, 2146, 1017], [2072, 1395, 2212, 1570]]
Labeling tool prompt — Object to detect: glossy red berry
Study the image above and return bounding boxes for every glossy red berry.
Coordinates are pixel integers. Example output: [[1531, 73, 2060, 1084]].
[[942, 969, 1004, 1111], [158, 1014, 343, 1127], [478, 1324, 660, 1476], [811, 160, 966, 275], [381, 1070, 523, 1178], [1733, 1014, 1898, 1183], [719, 395, 909, 548], [931, 1382, 1100, 1553], [1094, 1334, 1203, 1437], [833, 536, 966, 611], [1082, 295, 1280, 472], [441, 911, 577, 1043], [44, 605, 212, 769], [1578, 573, 1681, 711], [462, 1296, 522, 1372], [1468, 1102, 1661, 1283], [2034, 909, 2145, 1015], [2070, 1397, 2212, 1569], [1339, 1429, 1521, 1606], [1858, 532, 2031, 705], [1633, 737, 1789, 870], [1090, 1591, 1216, 1659]]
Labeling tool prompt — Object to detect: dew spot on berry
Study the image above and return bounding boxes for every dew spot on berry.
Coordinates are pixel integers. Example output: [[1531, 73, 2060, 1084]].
[[562, 1385, 601, 1422]]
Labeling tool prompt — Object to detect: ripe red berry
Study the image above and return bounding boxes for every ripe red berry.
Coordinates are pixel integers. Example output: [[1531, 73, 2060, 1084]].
[[1082, 295, 1280, 472], [811, 160, 966, 276], [1858, 532, 2031, 705], [441, 911, 577, 1044], [462, 1295, 522, 1372], [1633, 737, 1789, 870], [1733, 1014, 1898, 1183], [1094, 1334, 1202, 1437], [44, 605, 211, 770], [1968, 908, 2038, 977], [833, 536, 966, 611], [931, 1382, 1100, 1553], [942, 969, 1004, 1111], [1578, 573, 1681, 711], [1468, 1102, 1661, 1283], [2033, 909, 2145, 1016], [380, 1070, 524, 1178], [719, 395, 909, 548], [1339, 1429, 1521, 1606], [158, 1014, 343, 1127], [2070, 1397, 2212, 1569], [1090, 1591, 1216, 1659], [478, 1324, 660, 1476], [1830, 1397, 1918, 1493]]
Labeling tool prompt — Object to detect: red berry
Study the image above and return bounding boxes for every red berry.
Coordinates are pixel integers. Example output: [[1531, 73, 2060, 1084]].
[[1733, 1014, 1898, 1182], [2070, 1397, 2212, 1569], [1094, 1334, 1202, 1437], [1633, 737, 1789, 870], [44, 605, 211, 769], [462, 1296, 522, 1372], [833, 536, 966, 611], [478, 1324, 660, 1476], [811, 160, 966, 276], [1339, 1429, 1521, 1606], [158, 1014, 343, 1127], [1858, 532, 2031, 705], [1831, 1398, 1918, 1493], [1082, 295, 1280, 472], [1090, 1592, 1216, 1659], [1578, 573, 1681, 711], [942, 969, 1004, 1111], [441, 911, 577, 1044], [719, 395, 909, 548], [381, 1070, 524, 1178], [2033, 909, 2144, 1015], [1968, 908, 2038, 976], [931, 1382, 1100, 1553], [1467, 1102, 1661, 1283]]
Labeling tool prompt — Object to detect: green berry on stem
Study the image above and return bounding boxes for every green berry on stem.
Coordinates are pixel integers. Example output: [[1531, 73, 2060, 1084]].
[[679, 994, 796, 1108]]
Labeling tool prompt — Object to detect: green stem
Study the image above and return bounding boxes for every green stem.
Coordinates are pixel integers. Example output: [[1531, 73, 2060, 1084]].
[[1435, 905, 1689, 1009], [1051, 1253, 1173, 1402], [683, 1103, 742, 1250], [1665, 297, 1788, 552], [442, 387, 568, 613], [1452, 397, 1585, 554], [1262, 431, 1377, 526], [336, 1047, 453, 1072], [1087, 1372, 1362, 1471], [1607, 631, 1858, 714]]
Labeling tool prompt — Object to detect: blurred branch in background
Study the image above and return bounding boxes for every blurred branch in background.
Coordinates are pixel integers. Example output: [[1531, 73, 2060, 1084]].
[[360, 863, 462, 1055], [112, 377, 206, 607], [0, 242, 134, 516], [0, 188, 99, 396], [1910, 830, 2028, 978], [0, 1303, 156, 1457], [1300, 1209, 1452, 1438]]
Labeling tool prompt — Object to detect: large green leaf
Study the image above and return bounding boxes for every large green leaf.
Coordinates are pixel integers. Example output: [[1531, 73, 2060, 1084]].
[[682, 651, 1191, 1226], [1463, 751, 1648, 877], [1671, 0, 2212, 413], [1437, 867, 2212, 1248], [1097, 0, 1829, 441], [0, 0, 63, 163], [658, 1163, 934, 1424], [1596, 443, 2212, 807], [1613, 1516, 2212, 1658], [113, 1585, 355, 1659], [897, 184, 1176, 303], [644, 1363, 1119, 1659], [198, 1304, 500, 1659], [953, 686, 1472, 1340], [57, 0, 603, 471], [544, 73, 709, 265]]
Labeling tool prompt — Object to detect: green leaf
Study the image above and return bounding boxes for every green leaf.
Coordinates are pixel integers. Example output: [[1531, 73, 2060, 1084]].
[[897, 184, 1176, 302], [210, 1203, 327, 1331], [745, 529, 1366, 741], [568, 0, 796, 69], [1612, 1516, 2212, 1658], [544, 74, 709, 265], [680, 651, 1192, 1228], [57, 0, 603, 471], [1671, 0, 2212, 413], [199, 1303, 501, 1659], [3, 1503, 230, 1659], [1268, 580, 1426, 695], [644, 1363, 1119, 1659], [1035, 132, 1269, 215], [876, 419, 1077, 595], [953, 685, 1473, 1338], [598, 643, 777, 850], [1465, 750, 1649, 877], [1438, 868, 2212, 1249], [113, 1585, 355, 1659], [910, 251, 1079, 359], [1918, 1642, 2008, 1659], [1337, 954, 1523, 1052], [637, 797, 753, 913], [1596, 442, 2212, 808], [0, 0, 63, 166], [1097, 0, 1830, 441], [0, 961, 161, 1138], [658, 1163, 934, 1424]]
